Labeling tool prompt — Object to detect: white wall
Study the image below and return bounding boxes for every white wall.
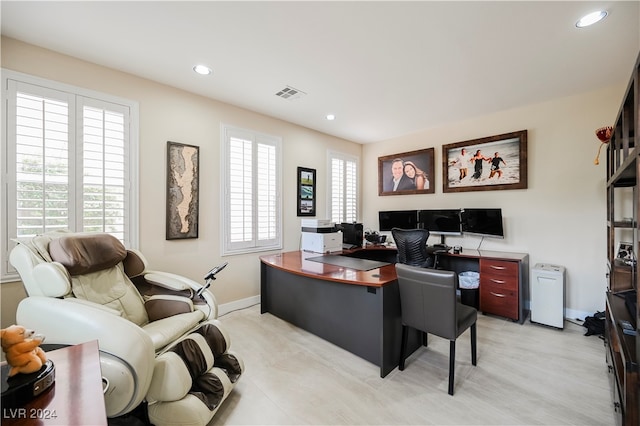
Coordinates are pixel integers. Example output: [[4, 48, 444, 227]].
[[1, 36, 629, 323], [362, 85, 626, 319], [0, 37, 362, 324]]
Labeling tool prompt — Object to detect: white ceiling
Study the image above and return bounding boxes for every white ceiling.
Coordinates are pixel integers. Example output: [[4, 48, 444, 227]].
[[2, 1, 639, 144]]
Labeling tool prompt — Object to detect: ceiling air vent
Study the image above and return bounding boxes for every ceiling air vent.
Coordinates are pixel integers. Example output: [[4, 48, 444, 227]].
[[275, 86, 306, 101]]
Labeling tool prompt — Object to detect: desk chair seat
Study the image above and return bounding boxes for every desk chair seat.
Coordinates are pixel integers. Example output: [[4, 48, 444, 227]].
[[395, 263, 477, 395]]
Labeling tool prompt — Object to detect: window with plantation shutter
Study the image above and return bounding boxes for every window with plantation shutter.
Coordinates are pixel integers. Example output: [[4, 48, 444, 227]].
[[2, 71, 138, 281], [328, 151, 359, 224], [80, 102, 128, 240], [221, 124, 281, 255]]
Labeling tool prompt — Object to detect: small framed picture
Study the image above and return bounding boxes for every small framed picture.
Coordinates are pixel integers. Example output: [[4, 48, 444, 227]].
[[297, 167, 316, 216], [617, 242, 634, 263]]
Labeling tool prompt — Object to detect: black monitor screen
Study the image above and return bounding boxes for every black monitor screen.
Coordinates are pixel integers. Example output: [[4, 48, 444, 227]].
[[461, 208, 504, 238], [418, 209, 461, 235], [340, 222, 363, 248], [378, 210, 418, 231]]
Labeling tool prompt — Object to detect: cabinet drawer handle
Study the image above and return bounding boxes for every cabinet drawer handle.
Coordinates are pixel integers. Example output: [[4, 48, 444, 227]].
[[489, 265, 507, 270], [490, 292, 506, 298], [490, 278, 506, 284]]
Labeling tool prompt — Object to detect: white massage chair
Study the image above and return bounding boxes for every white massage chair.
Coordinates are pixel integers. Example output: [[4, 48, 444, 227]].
[[9, 231, 243, 425]]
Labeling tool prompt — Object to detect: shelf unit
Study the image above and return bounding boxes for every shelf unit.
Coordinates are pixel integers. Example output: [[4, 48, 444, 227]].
[[605, 53, 640, 426]]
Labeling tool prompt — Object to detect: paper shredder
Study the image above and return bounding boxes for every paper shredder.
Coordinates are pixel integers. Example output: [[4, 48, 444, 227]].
[[531, 263, 566, 329]]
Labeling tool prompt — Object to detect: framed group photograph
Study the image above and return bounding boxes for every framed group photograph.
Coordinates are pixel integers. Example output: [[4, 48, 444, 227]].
[[297, 166, 316, 216], [442, 130, 528, 193], [166, 141, 199, 240], [378, 148, 435, 196]]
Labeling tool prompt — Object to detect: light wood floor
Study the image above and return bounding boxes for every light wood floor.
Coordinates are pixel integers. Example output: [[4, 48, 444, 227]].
[[211, 305, 613, 425]]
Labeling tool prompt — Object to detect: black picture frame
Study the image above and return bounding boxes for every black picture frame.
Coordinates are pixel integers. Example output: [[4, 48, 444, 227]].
[[297, 167, 316, 216], [443, 130, 528, 193], [166, 141, 199, 239], [378, 148, 435, 196]]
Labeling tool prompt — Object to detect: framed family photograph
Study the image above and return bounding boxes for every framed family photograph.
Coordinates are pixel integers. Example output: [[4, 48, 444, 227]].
[[378, 148, 435, 196], [443, 130, 528, 193], [297, 166, 316, 216], [166, 141, 199, 240]]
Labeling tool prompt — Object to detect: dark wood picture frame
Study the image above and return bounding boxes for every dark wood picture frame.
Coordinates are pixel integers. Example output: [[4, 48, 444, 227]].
[[442, 130, 528, 193], [166, 141, 199, 239], [378, 148, 435, 196], [297, 166, 316, 216]]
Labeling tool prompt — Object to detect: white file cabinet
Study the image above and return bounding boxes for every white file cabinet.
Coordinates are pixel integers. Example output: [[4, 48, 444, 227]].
[[531, 263, 566, 329]]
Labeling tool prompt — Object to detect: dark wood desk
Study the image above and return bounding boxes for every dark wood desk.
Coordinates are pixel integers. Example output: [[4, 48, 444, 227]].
[[347, 245, 530, 323], [261, 247, 529, 376], [260, 251, 421, 377], [437, 249, 529, 323], [2, 340, 107, 426]]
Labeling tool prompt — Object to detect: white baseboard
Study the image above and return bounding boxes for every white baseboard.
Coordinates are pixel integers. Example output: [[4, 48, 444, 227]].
[[218, 295, 260, 317], [217, 296, 596, 324], [522, 300, 595, 323], [564, 308, 597, 322]]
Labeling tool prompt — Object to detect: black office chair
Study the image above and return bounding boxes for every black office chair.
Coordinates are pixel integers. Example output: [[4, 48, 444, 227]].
[[395, 263, 477, 395], [391, 228, 434, 268]]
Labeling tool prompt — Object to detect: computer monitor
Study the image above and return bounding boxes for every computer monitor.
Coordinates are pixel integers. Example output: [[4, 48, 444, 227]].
[[378, 210, 418, 231], [339, 222, 363, 248], [461, 208, 504, 238], [417, 209, 461, 236]]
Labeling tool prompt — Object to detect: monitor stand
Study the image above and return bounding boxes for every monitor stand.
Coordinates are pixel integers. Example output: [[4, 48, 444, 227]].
[[432, 235, 450, 251]]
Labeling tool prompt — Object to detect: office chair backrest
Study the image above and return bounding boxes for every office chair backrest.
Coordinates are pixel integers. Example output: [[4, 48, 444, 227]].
[[395, 263, 458, 340], [391, 228, 430, 267]]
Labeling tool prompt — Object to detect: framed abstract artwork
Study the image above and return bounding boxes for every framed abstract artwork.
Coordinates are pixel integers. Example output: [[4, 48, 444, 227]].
[[166, 141, 199, 239]]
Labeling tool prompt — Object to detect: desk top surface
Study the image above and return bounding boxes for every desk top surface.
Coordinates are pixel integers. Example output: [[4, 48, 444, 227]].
[[359, 244, 528, 258], [260, 250, 398, 287], [261, 247, 528, 288]]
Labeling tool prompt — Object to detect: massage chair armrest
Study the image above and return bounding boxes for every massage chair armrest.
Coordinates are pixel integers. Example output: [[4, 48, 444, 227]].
[[145, 295, 195, 321], [16, 296, 155, 388], [65, 298, 124, 316], [142, 271, 199, 292], [142, 271, 218, 319]]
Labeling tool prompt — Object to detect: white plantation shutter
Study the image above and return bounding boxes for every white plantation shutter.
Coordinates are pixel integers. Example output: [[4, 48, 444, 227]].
[[256, 142, 277, 243], [12, 89, 73, 237], [329, 151, 359, 224], [80, 102, 129, 240], [222, 124, 281, 255], [2, 72, 138, 280], [344, 158, 357, 221], [228, 136, 253, 247]]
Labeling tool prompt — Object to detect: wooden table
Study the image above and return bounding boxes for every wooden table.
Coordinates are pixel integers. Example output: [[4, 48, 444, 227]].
[[2, 340, 107, 425]]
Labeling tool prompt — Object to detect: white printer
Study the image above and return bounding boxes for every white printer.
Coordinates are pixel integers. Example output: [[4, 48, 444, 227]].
[[300, 219, 342, 253]]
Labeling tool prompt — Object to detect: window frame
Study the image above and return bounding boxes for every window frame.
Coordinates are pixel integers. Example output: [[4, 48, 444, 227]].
[[1, 69, 139, 282], [220, 123, 282, 256], [327, 150, 360, 224]]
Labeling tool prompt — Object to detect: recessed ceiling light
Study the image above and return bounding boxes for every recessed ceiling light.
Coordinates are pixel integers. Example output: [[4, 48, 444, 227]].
[[576, 10, 608, 28], [193, 64, 212, 75], [326, 114, 336, 121]]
